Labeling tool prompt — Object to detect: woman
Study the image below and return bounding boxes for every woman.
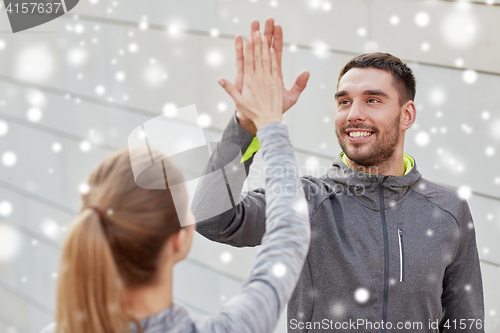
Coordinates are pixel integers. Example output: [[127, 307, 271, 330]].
[[40, 31, 310, 333]]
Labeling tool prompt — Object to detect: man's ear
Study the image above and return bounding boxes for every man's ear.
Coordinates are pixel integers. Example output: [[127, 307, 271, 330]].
[[401, 101, 416, 131]]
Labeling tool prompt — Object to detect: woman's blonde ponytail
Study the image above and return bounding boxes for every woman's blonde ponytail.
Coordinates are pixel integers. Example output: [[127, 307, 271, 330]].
[[56, 208, 131, 333]]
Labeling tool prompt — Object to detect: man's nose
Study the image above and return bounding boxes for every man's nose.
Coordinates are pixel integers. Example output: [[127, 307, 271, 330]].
[[346, 101, 366, 123]]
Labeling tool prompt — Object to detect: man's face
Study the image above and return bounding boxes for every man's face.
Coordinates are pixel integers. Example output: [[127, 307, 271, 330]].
[[334, 68, 404, 167]]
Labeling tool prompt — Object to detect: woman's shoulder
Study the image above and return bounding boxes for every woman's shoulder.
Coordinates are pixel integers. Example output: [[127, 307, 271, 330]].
[[134, 302, 194, 332], [37, 303, 194, 333]]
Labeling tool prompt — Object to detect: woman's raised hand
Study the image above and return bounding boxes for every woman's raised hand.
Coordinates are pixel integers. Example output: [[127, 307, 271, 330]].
[[218, 30, 283, 131], [219, 18, 310, 135]]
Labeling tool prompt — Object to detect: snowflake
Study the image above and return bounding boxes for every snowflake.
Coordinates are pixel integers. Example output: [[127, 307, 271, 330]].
[[95, 85, 106, 95], [462, 70, 478, 84], [481, 111, 490, 120], [2, 151, 17, 167], [272, 262, 287, 277], [457, 186, 472, 200], [68, 47, 88, 66], [415, 131, 430, 146], [41, 218, 61, 240], [115, 71, 126, 82], [485, 147, 495, 157], [415, 12, 430, 27], [354, 288, 370, 304], [74, 24, 84, 34], [0, 223, 21, 261], [330, 302, 345, 317], [429, 87, 446, 106], [0, 201, 12, 216], [220, 251, 232, 263], [210, 28, 219, 37], [80, 141, 91, 152], [390, 15, 400, 26], [206, 49, 224, 67], [27, 107, 42, 122], [217, 102, 227, 112], [0, 120, 8, 136], [441, 11, 477, 48], [128, 43, 138, 53], [357, 27, 367, 37], [52, 142, 62, 153]]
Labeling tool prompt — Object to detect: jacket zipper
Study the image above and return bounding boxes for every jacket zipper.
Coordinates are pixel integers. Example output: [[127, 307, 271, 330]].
[[398, 228, 405, 282], [378, 176, 389, 333]]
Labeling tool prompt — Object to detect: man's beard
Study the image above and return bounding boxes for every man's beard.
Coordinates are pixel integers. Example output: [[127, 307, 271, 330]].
[[336, 114, 401, 168]]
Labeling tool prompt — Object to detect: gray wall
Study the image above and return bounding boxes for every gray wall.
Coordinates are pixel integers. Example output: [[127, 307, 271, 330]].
[[0, 0, 499, 332]]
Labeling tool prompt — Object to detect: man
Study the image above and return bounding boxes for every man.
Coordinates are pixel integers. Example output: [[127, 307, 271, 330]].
[[196, 19, 484, 332]]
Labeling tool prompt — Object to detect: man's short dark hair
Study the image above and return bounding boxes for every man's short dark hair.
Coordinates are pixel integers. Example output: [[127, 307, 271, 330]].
[[338, 53, 416, 106]]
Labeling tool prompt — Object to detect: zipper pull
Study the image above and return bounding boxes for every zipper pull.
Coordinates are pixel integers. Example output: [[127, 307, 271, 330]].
[[398, 228, 405, 282]]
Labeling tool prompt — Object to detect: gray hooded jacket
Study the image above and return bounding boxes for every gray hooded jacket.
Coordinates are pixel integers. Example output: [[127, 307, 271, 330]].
[[197, 113, 485, 333]]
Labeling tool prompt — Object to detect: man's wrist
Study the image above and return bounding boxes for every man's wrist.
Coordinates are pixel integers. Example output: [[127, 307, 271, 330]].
[[234, 109, 242, 125], [235, 109, 257, 136]]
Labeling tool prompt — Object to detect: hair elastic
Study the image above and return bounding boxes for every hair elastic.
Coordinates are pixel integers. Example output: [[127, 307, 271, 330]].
[[88, 206, 105, 221]]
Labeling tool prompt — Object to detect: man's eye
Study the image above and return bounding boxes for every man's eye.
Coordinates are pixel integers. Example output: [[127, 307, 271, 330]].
[[340, 100, 351, 105], [368, 99, 379, 103]]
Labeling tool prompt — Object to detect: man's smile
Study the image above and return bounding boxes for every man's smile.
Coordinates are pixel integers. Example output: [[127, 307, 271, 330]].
[[345, 129, 375, 142]]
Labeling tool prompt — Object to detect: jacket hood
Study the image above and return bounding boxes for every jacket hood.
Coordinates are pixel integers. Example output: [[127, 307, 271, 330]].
[[323, 153, 423, 211]]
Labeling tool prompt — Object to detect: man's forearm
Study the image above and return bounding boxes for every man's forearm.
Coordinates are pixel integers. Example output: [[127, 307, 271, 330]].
[[213, 111, 257, 175], [193, 111, 267, 247]]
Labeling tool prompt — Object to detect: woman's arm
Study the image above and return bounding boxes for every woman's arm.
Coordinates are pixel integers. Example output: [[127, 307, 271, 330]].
[[195, 121, 310, 333], [193, 30, 310, 333]]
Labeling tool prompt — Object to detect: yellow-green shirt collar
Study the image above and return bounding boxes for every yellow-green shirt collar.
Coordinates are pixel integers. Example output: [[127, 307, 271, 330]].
[[340, 151, 414, 176]]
